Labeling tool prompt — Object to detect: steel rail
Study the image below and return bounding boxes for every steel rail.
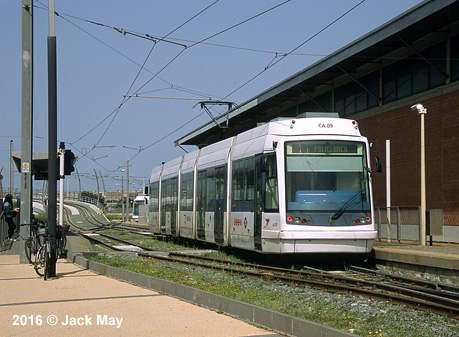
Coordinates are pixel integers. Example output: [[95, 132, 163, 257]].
[[140, 251, 459, 318]]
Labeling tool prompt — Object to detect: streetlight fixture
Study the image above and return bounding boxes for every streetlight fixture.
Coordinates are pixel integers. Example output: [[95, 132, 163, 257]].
[[411, 103, 427, 246]]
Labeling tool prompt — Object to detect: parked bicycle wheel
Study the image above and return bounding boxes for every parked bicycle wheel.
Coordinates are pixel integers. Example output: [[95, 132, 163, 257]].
[[34, 245, 45, 277], [25, 235, 41, 264], [56, 225, 68, 259], [25, 237, 33, 263], [44, 242, 50, 281]]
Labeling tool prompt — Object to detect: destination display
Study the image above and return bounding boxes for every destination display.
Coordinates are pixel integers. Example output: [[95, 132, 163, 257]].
[[289, 141, 360, 154]]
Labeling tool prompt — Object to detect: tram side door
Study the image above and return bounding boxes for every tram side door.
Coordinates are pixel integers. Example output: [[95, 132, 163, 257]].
[[196, 170, 206, 240], [254, 155, 264, 250], [214, 166, 226, 244], [171, 177, 177, 236]]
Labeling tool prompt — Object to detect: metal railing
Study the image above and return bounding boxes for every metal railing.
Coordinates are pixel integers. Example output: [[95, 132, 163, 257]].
[[63, 195, 105, 210], [375, 206, 422, 243], [0, 211, 7, 242]]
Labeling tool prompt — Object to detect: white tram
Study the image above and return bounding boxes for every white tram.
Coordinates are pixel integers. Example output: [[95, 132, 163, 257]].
[[132, 195, 150, 222], [149, 116, 377, 254]]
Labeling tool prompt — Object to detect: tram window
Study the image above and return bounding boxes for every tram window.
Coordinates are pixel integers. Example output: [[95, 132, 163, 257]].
[[232, 158, 255, 203], [285, 141, 370, 212], [165, 179, 172, 212], [264, 154, 279, 212], [197, 171, 206, 211], [171, 177, 178, 211], [160, 179, 167, 226], [206, 168, 215, 211], [180, 172, 193, 211], [233, 161, 244, 201], [150, 181, 159, 213], [246, 159, 255, 201]]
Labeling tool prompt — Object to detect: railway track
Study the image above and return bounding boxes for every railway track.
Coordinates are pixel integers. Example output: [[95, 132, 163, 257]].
[[58, 201, 459, 320], [349, 265, 459, 299], [63, 201, 111, 230], [136, 251, 459, 318], [77, 226, 459, 319], [107, 224, 155, 236], [82, 231, 155, 252]]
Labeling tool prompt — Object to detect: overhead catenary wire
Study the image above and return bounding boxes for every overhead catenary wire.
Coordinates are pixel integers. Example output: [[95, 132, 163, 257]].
[[123, 94, 213, 101], [65, 0, 222, 163], [34, 1, 222, 145], [32, 0, 370, 188], [221, 0, 367, 101], [71, 0, 293, 174], [88, 1, 223, 155]]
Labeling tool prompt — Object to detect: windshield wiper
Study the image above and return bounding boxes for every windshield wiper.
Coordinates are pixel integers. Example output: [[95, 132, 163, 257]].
[[331, 192, 361, 221]]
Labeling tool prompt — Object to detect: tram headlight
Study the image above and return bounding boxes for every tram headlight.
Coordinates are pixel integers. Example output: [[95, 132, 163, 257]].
[[287, 216, 312, 224], [354, 216, 371, 224]]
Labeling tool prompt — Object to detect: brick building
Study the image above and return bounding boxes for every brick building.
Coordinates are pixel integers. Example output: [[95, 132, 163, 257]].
[[176, 0, 459, 242]]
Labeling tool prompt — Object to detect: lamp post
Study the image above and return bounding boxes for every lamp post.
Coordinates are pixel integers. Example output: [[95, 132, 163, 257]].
[[411, 104, 427, 246], [121, 169, 126, 223], [126, 158, 130, 223]]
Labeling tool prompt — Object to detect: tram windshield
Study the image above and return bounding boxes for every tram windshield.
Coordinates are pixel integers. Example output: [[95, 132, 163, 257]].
[[285, 140, 370, 214]]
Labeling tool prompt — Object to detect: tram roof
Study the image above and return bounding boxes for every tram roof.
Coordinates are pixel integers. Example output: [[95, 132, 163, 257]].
[[175, 0, 459, 148]]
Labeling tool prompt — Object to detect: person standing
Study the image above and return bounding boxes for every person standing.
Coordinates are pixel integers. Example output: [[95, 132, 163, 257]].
[[3, 194, 19, 240]]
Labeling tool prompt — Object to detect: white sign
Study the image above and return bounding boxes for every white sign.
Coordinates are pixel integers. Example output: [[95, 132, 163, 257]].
[[22, 162, 30, 173]]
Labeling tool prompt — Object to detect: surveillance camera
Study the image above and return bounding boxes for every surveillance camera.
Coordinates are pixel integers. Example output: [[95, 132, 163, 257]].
[[411, 103, 427, 114], [411, 104, 423, 111]]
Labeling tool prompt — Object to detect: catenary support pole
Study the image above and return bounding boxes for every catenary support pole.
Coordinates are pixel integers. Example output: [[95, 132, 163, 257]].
[[121, 174, 125, 222], [126, 158, 130, 222], [47, 0, 57, 277], [19, 1, 33, 264], [10, 140, 13, 195], [59, 143, 65, 227]]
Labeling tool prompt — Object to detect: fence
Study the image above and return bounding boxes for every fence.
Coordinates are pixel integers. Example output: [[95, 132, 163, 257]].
[[63, 195, 105, 210], [0, 211, 7, 242], [375, 206, 423, 243]]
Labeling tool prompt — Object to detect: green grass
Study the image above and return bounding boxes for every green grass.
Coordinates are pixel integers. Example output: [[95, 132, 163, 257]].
[[105, 214, 122, 221], [88, 254, 458, 337]]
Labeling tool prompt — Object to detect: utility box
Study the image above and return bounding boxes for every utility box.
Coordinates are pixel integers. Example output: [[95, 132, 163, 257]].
[[426, 209, 443, 236]]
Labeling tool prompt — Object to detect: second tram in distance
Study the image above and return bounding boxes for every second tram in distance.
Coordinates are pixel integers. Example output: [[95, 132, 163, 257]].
[[148, 115, 377, 254]]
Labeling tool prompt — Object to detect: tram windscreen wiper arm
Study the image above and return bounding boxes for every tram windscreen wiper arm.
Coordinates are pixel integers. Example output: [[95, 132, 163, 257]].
[[331, 192, 361, 221]]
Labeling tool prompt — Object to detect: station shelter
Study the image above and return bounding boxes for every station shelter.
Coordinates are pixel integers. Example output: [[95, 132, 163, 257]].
[[175, 0, 459, 243]]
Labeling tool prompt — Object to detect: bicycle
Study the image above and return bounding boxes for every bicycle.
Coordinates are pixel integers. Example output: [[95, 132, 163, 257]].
[[24, 220, 46, 264], [34, 228, 53, 280], [56, 224, 69, 259]]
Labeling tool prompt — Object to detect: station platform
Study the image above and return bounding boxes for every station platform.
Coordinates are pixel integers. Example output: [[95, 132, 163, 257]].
[[2, 232, 457, 336], [372, 240, 459, 273], [0, 254, 281, 337], [1, 235, 355, 337]]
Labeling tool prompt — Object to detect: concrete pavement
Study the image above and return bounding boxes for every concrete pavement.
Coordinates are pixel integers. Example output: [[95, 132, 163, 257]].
[[0, 255, 280, 337]]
